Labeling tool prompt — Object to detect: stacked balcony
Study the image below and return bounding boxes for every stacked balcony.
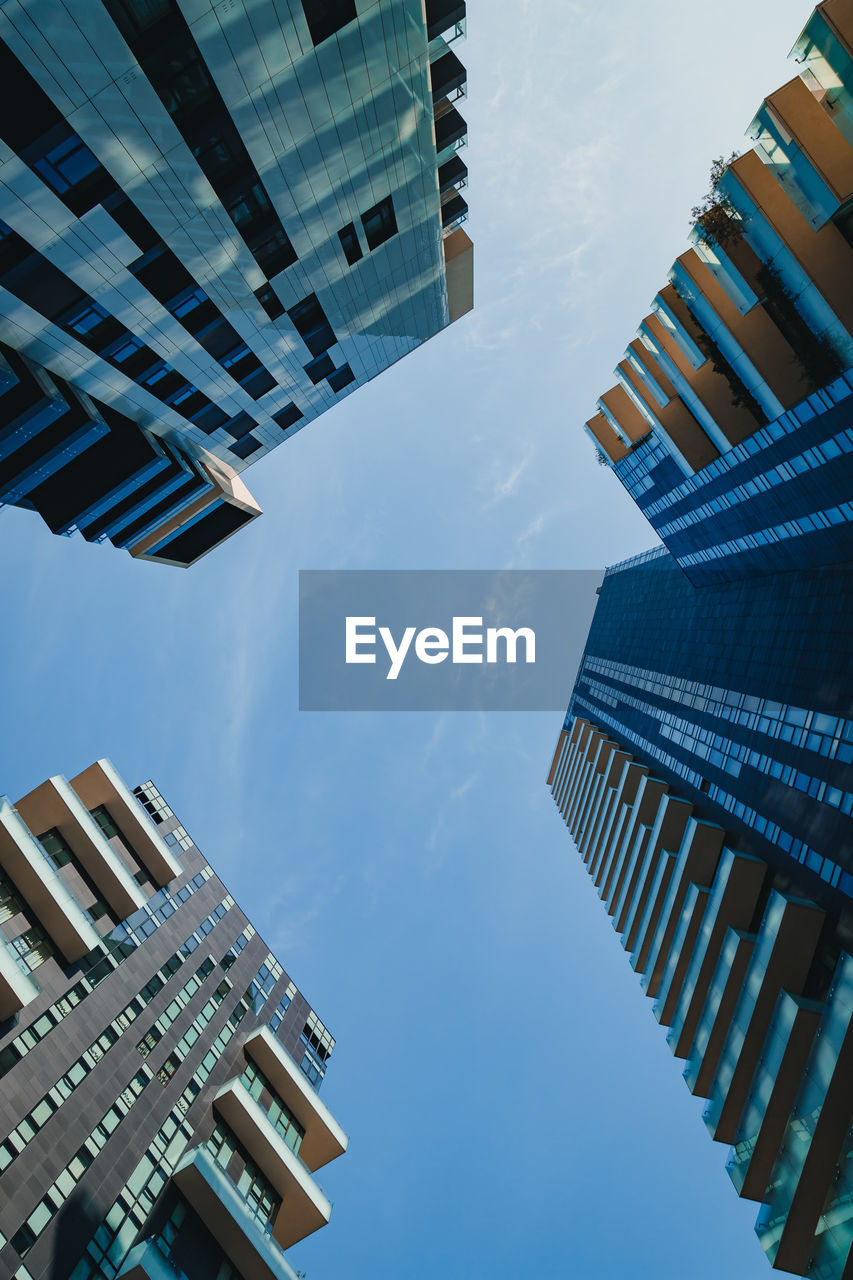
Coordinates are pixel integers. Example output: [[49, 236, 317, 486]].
[[170, 1028, 347, 1280], [548, 718, 853, 1276]]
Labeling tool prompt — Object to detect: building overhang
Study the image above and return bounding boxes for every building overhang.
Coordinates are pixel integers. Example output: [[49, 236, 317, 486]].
[[16, 775, 147, 918], [213, 1079, 332, 1249], [69, 759, 180, 885], [172, 1145, 300, 1280], [0, 796, 99, 962], [444, 226, 473, 323], [242, 1027, 348, 1171]]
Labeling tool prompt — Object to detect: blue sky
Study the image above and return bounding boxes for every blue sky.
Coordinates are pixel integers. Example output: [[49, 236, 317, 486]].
[[0, 1, 814, 1277]]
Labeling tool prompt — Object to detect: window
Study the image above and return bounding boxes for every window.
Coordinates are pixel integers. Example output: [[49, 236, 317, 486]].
[[254, 283, 285, 320], [304, 352, 334, 384], [33, 133, 101, 194], [157, 1054, 179, 1085], [61, 302, 111, 336], [90, 805, 119, 839], [0, 872, 23, 924], [137, 1027, 162, 1058], [160, 46, 216, 120], [104, 0, 173, 40], [272, 403, 303, 431], [230, 435, 262, 459], [102, 334, 144, 366], [337, 222, 363, 265], [301, 0, 357, 46], [361, 196, 398, 251], [168, 286, 209, 320], [38, 829, 73, 868], [225, 183, 273, 230], [12, 927, 53, 972], [328, 364, 355, 393], [251, 227, 298, 277], [288, 293, 336, 357]]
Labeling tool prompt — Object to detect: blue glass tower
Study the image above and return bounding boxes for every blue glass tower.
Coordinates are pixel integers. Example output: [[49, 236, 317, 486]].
[[0, 0, 473, 564]]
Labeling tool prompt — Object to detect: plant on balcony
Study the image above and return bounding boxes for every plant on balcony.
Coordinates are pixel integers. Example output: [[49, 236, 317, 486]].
[[690, 153, 743, 247], [755, 263, 846, 391], [693, 329, 765, 423]]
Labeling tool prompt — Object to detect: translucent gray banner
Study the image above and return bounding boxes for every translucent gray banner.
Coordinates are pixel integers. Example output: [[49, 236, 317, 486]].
[[299, 570, 602, 711]]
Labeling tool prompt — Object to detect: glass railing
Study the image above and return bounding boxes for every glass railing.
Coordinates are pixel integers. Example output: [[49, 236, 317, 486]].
[[176, 1146, 299, 1280], [755, 954, 853, 1265], [117, 1240, 189, 1280]]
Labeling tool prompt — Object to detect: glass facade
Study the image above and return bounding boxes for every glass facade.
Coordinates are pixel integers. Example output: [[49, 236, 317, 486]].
[[0, 0, 472, 564]]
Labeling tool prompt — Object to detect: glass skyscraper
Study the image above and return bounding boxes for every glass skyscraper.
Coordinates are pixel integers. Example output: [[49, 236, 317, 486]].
[[0, 0, 473, 564], [0, 759, 346, 1280], [586, 0, 853, 588], [549, 3, 853, 1275]]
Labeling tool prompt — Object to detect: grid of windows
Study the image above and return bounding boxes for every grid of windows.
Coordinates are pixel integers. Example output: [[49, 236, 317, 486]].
[[300, 1010, 335, 1088], [268, 982, 296, 1034], [0, 889, 229, 1080], [10, 1068, 151, 1258], [240, 1059, 305, 1154], [207, 1121, 282, 1227], [572, 688, 852, 895]]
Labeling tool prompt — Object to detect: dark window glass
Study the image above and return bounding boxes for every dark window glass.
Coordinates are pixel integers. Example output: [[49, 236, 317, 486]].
[[287, 293, 336, 357], [361, 196, 398, 251], [301, 0, 357, 46], [252, 227, 298, 277], [104, 0, 173, 41], [230, 434, 262, 459], [190, 130, 242, 183], [273, 403, 303, 430], [225, 183, 273, 230], [328, 363, 355, 393], [241, 368, 276, 400], [190, 402, 229, 434], [168, 287, 209, 320], [159, 46, 215, 120], [224, 411, 256, 440], [337, 222, 363, 265], [304, 352, 334, 384], [102, 191, 160, 251], [255, 284, 285, 320], [61, 302, 111, 337], [33, 134, 101, 194]]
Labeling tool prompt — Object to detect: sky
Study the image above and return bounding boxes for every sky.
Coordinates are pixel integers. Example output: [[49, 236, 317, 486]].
[[0, 1, 817, 1277]]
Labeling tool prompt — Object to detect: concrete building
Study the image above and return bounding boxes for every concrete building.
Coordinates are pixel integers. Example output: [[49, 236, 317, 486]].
[[0, 759, 346, 1280], [0, 0, 473, 564]]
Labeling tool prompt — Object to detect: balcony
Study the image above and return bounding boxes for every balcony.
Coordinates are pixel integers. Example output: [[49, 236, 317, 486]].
[[117, 1240, 189, 1280], [242, 1027, 348, 1171], [16, 775, 147, 919], [438, 154, 467, 195], [426, 0, 465, 43], [70, 759, 180, 886], [441, 192, 468, 230], [434, 104, 467, 156], [430, 49, 466, 103], [172, 1146, 301, 1280], [213, 1078, 332, 1249], [0, 796, 99, 962]]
